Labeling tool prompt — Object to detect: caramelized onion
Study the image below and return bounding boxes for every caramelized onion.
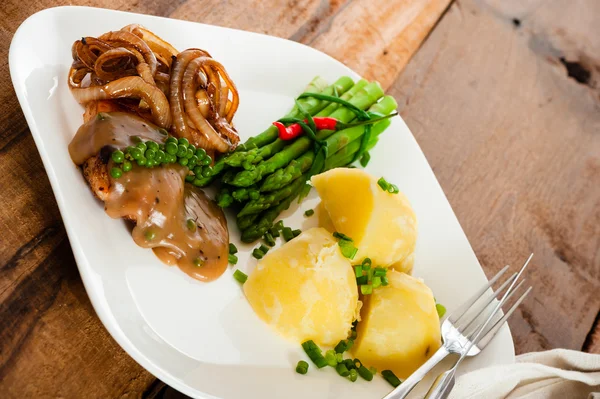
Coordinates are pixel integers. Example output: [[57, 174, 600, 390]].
[[69, 76, 171, 128], [121, 24, 179, 67], [99, 31, 157, 84]]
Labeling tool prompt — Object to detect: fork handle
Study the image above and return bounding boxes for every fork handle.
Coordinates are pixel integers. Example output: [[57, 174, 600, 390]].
[[383, 346, 450, 399], [424, 368, 457, 399]]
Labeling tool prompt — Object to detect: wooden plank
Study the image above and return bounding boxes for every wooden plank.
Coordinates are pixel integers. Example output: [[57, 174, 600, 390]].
[[387, 0, 600, 353]]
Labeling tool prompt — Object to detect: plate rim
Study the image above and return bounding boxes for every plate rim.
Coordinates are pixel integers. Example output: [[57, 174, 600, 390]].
[[9, 6, 515, 399]]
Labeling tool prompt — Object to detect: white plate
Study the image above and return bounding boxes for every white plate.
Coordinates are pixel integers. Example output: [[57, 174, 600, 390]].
[[10, 6, 514, 398]]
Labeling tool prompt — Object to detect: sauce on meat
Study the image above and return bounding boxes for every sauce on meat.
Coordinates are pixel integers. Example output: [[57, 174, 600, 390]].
[[69, 112, 229, 282]]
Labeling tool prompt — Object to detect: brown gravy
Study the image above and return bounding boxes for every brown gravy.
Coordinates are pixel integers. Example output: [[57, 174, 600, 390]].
[[70, 112, 229, 282]]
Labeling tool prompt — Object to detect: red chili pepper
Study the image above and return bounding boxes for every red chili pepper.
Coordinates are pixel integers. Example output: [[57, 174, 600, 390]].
[[273, 113, 397, 141]]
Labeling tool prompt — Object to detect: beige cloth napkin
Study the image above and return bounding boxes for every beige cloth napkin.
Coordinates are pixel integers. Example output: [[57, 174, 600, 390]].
[[448, 349, 600, 398]]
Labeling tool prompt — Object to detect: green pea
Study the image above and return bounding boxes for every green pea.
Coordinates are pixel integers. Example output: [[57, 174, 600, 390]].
[[193, 178, 203, 186], [201, 166, 213, 178], [185, 174, 195, 182], [159, 143, 165, 151], [110, 167, 123, 179], [122, 160, 132, 172], [195, 148, 207, 159], [144, 230, 156, 241], [111, 150, 124, 164], [136, 142, 147, 152], [166, 136, 178, 145], [165, 142, 178, 155], [193, 166, 203, 176], [145, 149, 156, 160], [137, 157, 147, 166], [188, 155, 199, 168], [130, 147, 142, 160], [186, 148, 194, 159], [178, 137, 189, 147], [200, 156, 212, 166], [167, 154, 177, 163], [176, 145, 187, 158], [188, 144, 196, 153], [147, 141, 159, 151], [155, 150, 166, 163], [146, 159, 155, 168], [178, 157, 189, 166]]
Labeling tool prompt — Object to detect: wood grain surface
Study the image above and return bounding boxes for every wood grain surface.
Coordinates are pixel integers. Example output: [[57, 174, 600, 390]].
[[1, 0, 598, 397]]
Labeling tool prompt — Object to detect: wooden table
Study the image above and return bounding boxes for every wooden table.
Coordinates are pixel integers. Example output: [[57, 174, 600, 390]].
[[1, 0, 599, 397]]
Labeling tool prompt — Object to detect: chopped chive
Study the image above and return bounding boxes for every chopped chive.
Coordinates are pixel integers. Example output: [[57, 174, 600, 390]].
[[360, 284, 373, 295], [263, 232, 276, 247], [268, 226, 280, 237], [373, 267, 386, 277], [304, 209, 315, 217], [228, 254, 238, 265], [335, 363, 350, 377], [229, 243, 238, 254], [361, 258, 372, 268], [335, 353, 343, 363], [367, 267, 375, 281], [372, 276, 382, 288], [381, 276, 389, 286], [258, 244, 270, 253], [335, 340, 347, 354], [369, 367, 377, 375], [325, 350, 338, 367], [436, 303, 447, 318], [357, 365, 373, 381], [333, 231, 353, 241], [353, 358, 362, 369], [282, 227, 294, 242], [233, 269, 248, 284], [301, 340, 327, 368], [377, 177, 390, 191], [356, 275, 368, 285], [348, 368, 358, 382], [382, 370, 401, 388], [296, 360, 309, 375], [354, 265, 363, 278], [292, 229, 302, 238], [388, 184, 399, 194], [275, 220, 285, 231], [339, 239, 358, 259], [252, 248, 265, 259], [349, 329, 357, 340], [343, 359, 355, 370], [345, 339, 354, 351]]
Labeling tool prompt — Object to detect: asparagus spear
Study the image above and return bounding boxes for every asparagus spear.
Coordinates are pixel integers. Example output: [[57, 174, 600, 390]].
[[240, 177, 306, 242], [237, 175, 306, 216], [260, 95, 397, 191], [229, 82, 385, 187], [195, 76, 354, 186], [237, 213, 259, 231]]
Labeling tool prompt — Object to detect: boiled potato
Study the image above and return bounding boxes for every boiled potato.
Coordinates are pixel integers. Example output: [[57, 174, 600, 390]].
[[352, 270, 441, 379], [311, 168, 416, 273], [244, 227, 358, 346]]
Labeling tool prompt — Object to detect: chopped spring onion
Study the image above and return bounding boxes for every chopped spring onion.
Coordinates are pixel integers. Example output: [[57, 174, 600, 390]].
[[382, 370, 401, 388], [252, 248, 265, 259], [339, 239, 358, 260], [301, 340, 327, 368], [268, 226, 280, 237], [333, 231, 353, 241], [275, 220, 285, 231], [357, 365, 373, 381], [335, 353, 343, 363], [296, 360, 309, 375], [377, 177, 390, 191], [436, 303, 447, 318], [361, 258, 372, 268], [258, 244, 270, 254], [335, 363, 350, 377], [229, 243, 238, 254], [356, 275, 368, 285], [373, 267, 387, 277], [335, 340, 347, 353], [381, 276, 389, 286], [282, 227, 294, 242], [325, 350, 338, 367], [263, 232, 276, 247], [360, 284, 373, 295], [292, 229, 302, 238], [372, 276, 382, 288], [348, 368, 358, 382], [233, 270, 248, 284], [304, 209, 315, 217], [228, 254, 238, 265], [343, 359, 355, 370], [388, 184, 399, 194], [369, 367, 377, 375], [354, 265, 363, 278]]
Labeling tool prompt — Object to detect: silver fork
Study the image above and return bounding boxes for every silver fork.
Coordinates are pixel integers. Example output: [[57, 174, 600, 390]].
[[384, 254, 534, 399]]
